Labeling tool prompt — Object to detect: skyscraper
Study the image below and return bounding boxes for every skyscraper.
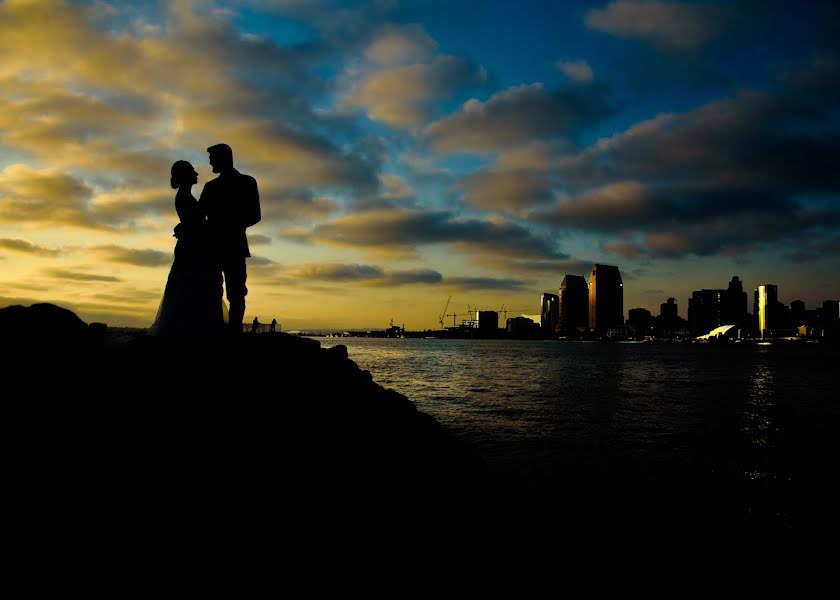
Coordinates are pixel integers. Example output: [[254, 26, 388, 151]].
[[588, 264, 623, 335], [723, 276, 748, 326], [540, 293, 559, 335], [688, 289, 725, 335], [755, 284, 778, 338], [559, 274, 588, 335]]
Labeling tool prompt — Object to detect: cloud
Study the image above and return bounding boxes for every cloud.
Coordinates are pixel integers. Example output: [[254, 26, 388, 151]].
[[248, 234, 273, 246], [0, 238, 60, 256], [470, 256, 591, 277], [444, 276, 527, 291], [365, 24, 438, 66], [462, 169, 553, 213], [555, 59, 594, 83], [380, 174, 414, 200], [259, 188, 340, 224], [43, 268, 121, 282], [543, 90, 840, 258], [0, 1, 382, 226], [284, 208, 568, 260], [585, 0, 723, 50], [247, 256, 276, 267], [342, 24, 486, 128], [559, 91, 839, 192], [290, 262, 443, 286], [425, 82, 612, 153], [533, 181, 663, 230], [0, 164, 100, 229], [92, 245, 171, 267], [604, 241, 649, 259]]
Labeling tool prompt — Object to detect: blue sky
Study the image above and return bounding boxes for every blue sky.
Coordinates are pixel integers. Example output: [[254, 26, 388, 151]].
[[0, 0, 838, 329]]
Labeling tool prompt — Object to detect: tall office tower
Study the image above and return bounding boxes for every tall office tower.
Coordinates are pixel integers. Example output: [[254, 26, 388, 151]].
[[588, 264, 624, 334], [723, 276, 748, 325], [755, 284, 778, 338], [688, 289, 725, 335], [559, 274, 589, 335], [660, 297, 678, 319], [540, 293, 559, 334]]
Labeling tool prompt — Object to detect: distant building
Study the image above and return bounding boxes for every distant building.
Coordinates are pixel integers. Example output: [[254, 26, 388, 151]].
[[688, 289, 725, 336], [790, 300, 806, 326], [506, 316, 540, 338], [723, 276, 748, 326], [754, 284, 779, 339], [477, 311, 499, 338], [559, 274, 588, 336], [540, 293, 559, 335], [688, 275, 750, 336], [626, 308, 653, 339], [589, 264, 624, 335], [820, 300, 840, 339], [660, 297, 678, 320], [655, 297, 685, 338]]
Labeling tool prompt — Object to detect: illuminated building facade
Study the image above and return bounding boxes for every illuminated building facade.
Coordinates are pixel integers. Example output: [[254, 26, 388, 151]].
[[754, 284, 779, 338]]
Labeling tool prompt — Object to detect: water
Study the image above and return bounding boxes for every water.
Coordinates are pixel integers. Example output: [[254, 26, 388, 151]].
[[316, 337, 840, 538]]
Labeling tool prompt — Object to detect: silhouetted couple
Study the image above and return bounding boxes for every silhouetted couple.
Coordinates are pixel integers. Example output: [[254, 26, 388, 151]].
[[150, 144, 261, 336]]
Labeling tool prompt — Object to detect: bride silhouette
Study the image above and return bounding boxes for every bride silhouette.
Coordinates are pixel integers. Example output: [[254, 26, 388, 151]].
[[149, 160, 226, 335]]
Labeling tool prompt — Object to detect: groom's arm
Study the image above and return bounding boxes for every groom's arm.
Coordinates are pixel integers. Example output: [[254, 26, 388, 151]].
[[243, 176, 261, 228]]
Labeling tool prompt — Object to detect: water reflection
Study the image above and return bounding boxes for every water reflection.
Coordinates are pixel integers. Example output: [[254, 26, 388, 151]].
[[744, 359, 775, 452]]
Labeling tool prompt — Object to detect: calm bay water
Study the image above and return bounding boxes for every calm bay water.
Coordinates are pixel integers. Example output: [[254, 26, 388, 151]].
[[316, 337, 839, 540]]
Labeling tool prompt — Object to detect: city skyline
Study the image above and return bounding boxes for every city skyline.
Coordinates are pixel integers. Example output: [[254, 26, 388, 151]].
[[1, 1, 839, 330]]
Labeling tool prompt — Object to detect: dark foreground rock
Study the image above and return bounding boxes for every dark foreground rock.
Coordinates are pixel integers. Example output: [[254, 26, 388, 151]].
[[5, 304, 833, 591], [5, 304, 531, 568]]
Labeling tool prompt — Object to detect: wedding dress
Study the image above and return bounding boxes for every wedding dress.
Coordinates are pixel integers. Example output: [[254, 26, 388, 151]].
[[149, 188, 226, 336]]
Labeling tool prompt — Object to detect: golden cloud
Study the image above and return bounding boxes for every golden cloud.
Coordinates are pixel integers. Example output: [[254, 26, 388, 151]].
[[0, 164, 101, 229]]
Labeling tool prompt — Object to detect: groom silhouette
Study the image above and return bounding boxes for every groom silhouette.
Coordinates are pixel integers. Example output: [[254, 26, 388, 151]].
[[199, 143, 261, 334]]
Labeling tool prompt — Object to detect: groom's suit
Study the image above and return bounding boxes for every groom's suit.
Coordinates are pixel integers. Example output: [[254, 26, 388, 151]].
[[199, 168, 260, 333]]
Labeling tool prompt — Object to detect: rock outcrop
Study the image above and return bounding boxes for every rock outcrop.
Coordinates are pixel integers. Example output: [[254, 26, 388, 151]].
[[4, 303, 501, 540]]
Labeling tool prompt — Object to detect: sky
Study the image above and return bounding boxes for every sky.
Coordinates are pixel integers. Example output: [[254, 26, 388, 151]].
[[1, 0, 838, 330]]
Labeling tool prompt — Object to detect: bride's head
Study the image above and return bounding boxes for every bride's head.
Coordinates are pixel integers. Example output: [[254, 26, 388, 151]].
[[170, 161, 198, 189]]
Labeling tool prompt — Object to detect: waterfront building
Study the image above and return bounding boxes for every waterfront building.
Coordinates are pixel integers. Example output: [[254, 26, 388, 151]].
[[477, 311, 499, 338], [688, 289, 725, 336], [820, 300, 840, 339], [627, 308, 653, 339], [588, 264, 624, 336], [790, 300, 806, 326], [754, 284, 779, 338], [723, 276, 748, 326], [507, 316, 540, 338], [559, 274, 588, 336], [540, 293, 559, 335], [655, 297, 686, 338], [660, 297, 678, 320]]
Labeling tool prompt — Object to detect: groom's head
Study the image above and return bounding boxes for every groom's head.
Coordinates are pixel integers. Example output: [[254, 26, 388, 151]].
[[207, 143, 234, 173]]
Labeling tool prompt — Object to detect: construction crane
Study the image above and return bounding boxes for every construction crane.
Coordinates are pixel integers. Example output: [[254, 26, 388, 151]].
[[445, 311, 460, 328], [499, 304, 507, 321], [438, 296, 451, 329]]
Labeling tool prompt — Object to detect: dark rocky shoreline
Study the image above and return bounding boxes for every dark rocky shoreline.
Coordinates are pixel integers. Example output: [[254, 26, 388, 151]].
[[4, 303, 834, 591], [3, 303, 497, 510]]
